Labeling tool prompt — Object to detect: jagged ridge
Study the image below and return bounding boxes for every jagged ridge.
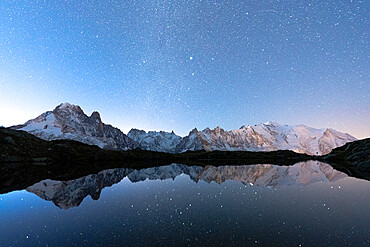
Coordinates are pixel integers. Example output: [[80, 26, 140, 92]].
[[11, 103, 356, 155], [12, 103, 139, 150], [177, 121, 356, 155], [128, 129, 181, 153]]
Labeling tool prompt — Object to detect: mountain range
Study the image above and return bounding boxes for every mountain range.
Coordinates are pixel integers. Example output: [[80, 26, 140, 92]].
[[11, 103, 356, 155], [11, 103, 139, 150]]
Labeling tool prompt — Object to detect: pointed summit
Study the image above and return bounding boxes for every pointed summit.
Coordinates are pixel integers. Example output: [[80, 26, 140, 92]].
[[90, 111, 101, 122], [57, 102, 72, 109], [11, 104, 357, 155], [127, 128, 182, 153], [11, 103, 139, 150], [189, 127, 199, 135], [240, 124, 252, 129], [55, 102, 82, 111], [263, 121, 280, 126], [174, 123, 356, 155], [53, 102, 85, 117]]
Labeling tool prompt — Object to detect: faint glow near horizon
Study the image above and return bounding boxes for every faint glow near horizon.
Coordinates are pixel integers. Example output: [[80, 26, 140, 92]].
[[0, 0, 369, 138]]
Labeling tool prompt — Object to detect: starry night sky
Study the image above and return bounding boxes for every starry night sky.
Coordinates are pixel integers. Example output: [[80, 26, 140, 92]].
[[0, 0, 368, 138]]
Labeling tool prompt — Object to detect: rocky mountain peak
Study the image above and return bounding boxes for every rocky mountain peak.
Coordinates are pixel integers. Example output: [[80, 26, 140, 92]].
[[128, 128, 146, 135], [128, 128, 182, 153], [11, 103, 357, 155], [214, 126, 225, 133], [53, 102, 85, 119], [90, 111, 102, 122], [189, 128, 199, 134], [55, 102, 82, 111], [263, 121, 279, 126], [57, 102, 72, 109], [11, 103, 139, 150]]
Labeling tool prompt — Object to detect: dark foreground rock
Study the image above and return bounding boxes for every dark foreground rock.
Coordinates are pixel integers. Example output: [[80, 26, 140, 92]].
[[322, 138, 370, 168], [320, 138, 370, 179]]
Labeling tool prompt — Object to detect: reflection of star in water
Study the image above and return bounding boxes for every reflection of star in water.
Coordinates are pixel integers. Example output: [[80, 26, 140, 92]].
[[189, 57, 193, 60]]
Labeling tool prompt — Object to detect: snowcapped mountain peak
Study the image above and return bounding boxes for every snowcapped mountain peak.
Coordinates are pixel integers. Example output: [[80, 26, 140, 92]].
[[239, 124, 253, 129], [89, 111, 102, 122], [11, 103, 357, 155], [52, 103, 86, 122], [240, 121, 282, 129], [57, 102, 72, 109], [213, 126, 224, 133], [55, 102, 82, 112], [127, 128, 182, 153], [189, 127, 199, 134], [129, 128, 145, 134], [174, 122, 356, 155], [12, 103, 139, 150], [263, 121, 280, 126]]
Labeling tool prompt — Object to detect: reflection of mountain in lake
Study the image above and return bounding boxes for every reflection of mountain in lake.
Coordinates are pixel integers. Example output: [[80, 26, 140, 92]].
[[26, 168, 132, 209], [198, 161, 347, 187], [126, 164, 203, 183], [27, 161, 348, 209]]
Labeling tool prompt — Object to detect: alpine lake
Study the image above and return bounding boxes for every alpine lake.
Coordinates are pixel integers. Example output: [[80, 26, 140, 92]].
[[1, 160, 369, 247]]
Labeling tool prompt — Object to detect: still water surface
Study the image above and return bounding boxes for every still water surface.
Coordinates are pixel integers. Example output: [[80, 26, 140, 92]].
[[1, 161, 369, 246]]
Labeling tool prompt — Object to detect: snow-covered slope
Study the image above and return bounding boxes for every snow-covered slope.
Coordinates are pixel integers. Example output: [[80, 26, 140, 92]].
[[176, 122, 356, 155], [127, 129, 182, 153], [11, 103, 139, 150], [12, 103, 356, 155]]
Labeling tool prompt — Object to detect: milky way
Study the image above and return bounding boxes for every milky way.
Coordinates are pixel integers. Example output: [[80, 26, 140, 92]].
[[0, 0, 368, 138]]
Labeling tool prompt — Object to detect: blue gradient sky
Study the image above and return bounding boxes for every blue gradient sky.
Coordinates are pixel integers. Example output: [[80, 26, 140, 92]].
[[0, 0, 369, 138]]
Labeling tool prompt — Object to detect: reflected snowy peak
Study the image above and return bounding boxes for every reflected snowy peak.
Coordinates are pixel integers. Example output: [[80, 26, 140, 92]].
[[27, 161, 348, 209]]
